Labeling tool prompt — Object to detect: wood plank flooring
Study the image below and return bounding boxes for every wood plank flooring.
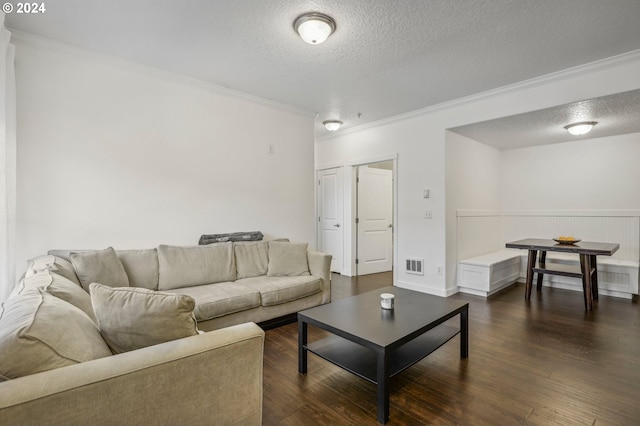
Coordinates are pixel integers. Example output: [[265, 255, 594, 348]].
[[262, 272, 640, 425]]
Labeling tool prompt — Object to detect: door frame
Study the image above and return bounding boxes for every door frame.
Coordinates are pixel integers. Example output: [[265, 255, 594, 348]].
[[316, 153, 398, 282]]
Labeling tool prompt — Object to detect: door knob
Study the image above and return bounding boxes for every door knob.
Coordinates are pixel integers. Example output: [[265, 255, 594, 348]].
[[333, 223, 341, 227], [388, 224, 393, 228]]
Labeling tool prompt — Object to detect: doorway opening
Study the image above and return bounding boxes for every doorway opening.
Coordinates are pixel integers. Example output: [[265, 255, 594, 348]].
[[316, 155, 397, 281]]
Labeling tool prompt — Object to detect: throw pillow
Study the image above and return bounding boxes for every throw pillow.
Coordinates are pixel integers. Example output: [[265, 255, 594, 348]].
[[0, 289, 112, 381], [235, 241, 269, 279], [267, 241, 310, 277], [70, 247, 130, 291], [157, 243, 236, 290], [45, 272, 98, 323], [90, 283, 199, 354], [12, 270, 97, 323]]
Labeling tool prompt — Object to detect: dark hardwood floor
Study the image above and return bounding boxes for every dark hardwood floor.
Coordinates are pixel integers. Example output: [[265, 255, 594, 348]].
[[262, 272, 640, 425]]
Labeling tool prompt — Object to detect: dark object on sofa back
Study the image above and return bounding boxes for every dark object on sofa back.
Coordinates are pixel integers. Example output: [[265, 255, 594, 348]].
[[199, 231, 264, 245]]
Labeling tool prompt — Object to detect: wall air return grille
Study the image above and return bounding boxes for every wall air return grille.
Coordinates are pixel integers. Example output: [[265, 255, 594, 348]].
[[406, 258, 424, 275]]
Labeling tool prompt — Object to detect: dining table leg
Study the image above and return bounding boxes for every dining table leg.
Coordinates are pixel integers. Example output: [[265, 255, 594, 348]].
[[536, 250, 546, 291], [525, 249, 538, 300], [579, 254, 593, 311], [590, 254, 599, 301]]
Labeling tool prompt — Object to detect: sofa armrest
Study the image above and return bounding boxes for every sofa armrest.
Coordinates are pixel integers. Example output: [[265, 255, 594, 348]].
[[308, 251, 332, 304], [0, 322, 264, 426]]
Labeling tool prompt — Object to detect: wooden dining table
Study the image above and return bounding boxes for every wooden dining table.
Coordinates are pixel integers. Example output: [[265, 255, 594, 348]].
[[505, 238, 620, 310]]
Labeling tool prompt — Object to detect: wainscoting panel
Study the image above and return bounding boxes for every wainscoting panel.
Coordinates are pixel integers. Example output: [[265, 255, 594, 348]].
[[456, 214, 502, 260], [502, 214, 639, 261], [456, 210, 640, 298]]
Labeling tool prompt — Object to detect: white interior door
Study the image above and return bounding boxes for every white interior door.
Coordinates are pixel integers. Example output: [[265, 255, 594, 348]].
[[357, 166, 393, 275], [318, 168, 344, 273]]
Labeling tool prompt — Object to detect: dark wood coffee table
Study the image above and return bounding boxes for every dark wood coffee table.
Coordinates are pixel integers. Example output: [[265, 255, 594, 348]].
[[298, 286, 469, 424]]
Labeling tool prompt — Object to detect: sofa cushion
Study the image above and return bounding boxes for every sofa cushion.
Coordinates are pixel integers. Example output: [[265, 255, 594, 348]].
[[90, 283, 199, 354], [25, 254, 80, 285], [157, 243, 236, 291], [236, 276, 322, 306], [235, 241, 269, 279], [45, 273, 97, 323], [267, 241, 310, 277], [12, 270, 97, 323], [117, 248, 159, 290], [0, 289, 111, 381], [9, 272, 52, 299], [165, 282, 261, 321], [70, 247, 130, 291]]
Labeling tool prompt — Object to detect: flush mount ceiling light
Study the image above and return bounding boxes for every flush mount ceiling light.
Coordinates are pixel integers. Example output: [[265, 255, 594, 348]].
[[564, 121, 597, 136], [294, 13, 336, 45], [323, 120, 343, 131]]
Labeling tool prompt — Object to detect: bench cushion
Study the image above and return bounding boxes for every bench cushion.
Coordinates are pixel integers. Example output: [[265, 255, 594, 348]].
[[458, 249, 522, 267], [545, 252, 640, 268]]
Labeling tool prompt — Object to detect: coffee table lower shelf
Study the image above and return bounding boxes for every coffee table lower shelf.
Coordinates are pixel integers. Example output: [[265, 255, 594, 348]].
[[305, 324, 460, 383]]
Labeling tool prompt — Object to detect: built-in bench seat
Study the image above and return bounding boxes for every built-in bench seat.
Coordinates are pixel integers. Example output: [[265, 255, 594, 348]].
[[457, 250, 522, 297], [456, 210, 640, 299], [534, 253, 639, 298], [457, 250, 639, 299]]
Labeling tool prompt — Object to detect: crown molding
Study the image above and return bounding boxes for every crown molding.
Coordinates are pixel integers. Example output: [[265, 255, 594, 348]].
[[317, 49, 640, 142], [8, 28, 316, 118]]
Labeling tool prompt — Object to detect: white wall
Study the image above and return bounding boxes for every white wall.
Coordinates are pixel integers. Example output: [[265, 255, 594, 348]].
[[317, 118, 448, 294], [14, 36, 315, 275], [501, 132, 640, 210], [316, 52, 640, 296], [445, 131, 502, 275]]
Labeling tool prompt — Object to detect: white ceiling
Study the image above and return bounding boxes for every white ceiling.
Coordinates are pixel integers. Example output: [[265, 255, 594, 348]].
[[450, 89, 640, 150], [6, 0, 640, 140]]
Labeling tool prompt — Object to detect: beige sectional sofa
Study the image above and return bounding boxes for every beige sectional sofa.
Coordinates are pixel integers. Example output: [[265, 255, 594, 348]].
[[0, 240, 331, 425], [50, 240, 332, 331]]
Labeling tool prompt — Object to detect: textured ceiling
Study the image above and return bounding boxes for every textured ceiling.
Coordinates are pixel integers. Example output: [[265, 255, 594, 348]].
[[450, 89, 640, 150], [5, 0, 640, 140]]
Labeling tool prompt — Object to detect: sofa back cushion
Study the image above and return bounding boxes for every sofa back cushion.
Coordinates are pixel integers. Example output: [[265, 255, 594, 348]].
[[267, 241, 310, 277], [117, 248, 159, 290], [157, 243, 236, 290], [0, 289, 111, 381], [24, 254, 80, 285], [90, 283, 199, 354], [234, 241, 269, 279], [70, 247, 130, 291], [9, 272, 51, 299], [12, 270, 97, 323]]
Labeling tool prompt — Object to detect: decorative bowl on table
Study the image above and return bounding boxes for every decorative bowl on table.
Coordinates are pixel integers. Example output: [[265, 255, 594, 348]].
[[553, 236, 581, 245]]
